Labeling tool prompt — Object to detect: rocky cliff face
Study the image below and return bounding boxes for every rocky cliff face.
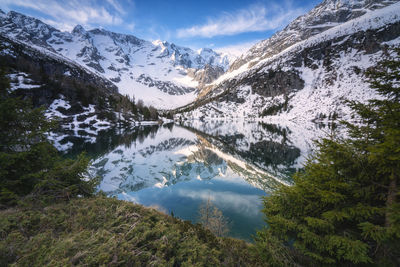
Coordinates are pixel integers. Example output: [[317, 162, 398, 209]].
[[229, 0, 398, 72], [0, 10, 231, 109], [177, 0, 400, 123], [189, 65, 226, 88]]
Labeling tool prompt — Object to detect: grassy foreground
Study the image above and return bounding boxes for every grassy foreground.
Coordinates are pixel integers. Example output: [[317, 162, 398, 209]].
[[0, 196, 264, 266]]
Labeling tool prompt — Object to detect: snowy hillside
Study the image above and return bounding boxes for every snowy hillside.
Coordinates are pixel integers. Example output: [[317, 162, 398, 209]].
[[0, 10, 230, 109], [177, 0, 400, 123], [229, 0, 398, 73]]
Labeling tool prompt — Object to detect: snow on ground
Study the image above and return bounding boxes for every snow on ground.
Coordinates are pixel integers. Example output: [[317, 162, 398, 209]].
[[181, 2, 400, 123], [44, 96, 163, 152], [50, 33, 201, 109], [45, 98, 71, 119], [209, 2, 400, 88], [0, 10, 233, 110], [45, 30, 227, 109], [45, 97, 111, 145], [182, 48, 383, 123], [273, 50, 382, 123], [8, 72, 41, 91]]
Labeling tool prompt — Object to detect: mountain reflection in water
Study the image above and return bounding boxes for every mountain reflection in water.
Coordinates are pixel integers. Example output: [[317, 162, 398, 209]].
[[62, 121, 324, 241]]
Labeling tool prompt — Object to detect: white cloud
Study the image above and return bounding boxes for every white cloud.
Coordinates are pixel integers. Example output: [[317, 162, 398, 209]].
[[2, 0, 126, 31], [126, 22, 135, 32], [176, 2, 305, 38], [215, 40, 260, 58], [40, 18, 75, 32], [176, 188, 262, 217]]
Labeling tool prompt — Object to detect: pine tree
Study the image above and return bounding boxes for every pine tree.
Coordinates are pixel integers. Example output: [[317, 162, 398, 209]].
[[256, 49, 400, 266], [0, 68, 96, 206], [350, 47, 400, 264]]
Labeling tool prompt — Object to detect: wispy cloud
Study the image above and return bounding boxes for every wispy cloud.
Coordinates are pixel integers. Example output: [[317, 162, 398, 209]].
[[126, 22, 136, 32], [215, 40, 260, 57], [176, 2, 305, 38], [1, 0, 128, 31], [176, 188, 262, 217], [106, 0, 127, 15]]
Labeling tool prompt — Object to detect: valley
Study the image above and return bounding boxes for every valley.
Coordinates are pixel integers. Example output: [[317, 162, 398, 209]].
[[1, 0, 400, 265]]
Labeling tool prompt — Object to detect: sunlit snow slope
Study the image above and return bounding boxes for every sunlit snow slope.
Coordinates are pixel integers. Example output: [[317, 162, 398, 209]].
[[0, 10, 230, 109], [178, 0, 400, 122]]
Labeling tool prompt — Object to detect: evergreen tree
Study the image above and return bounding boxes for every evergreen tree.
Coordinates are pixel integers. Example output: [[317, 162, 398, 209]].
[[142, 106, 151, 120], [148, 106, 158, 120], [256, 49, 400, 266], [0, 69, 96, 206]]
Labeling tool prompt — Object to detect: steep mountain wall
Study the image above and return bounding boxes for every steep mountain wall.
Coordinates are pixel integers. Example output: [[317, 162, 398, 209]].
[[176, 1, 400, 123]]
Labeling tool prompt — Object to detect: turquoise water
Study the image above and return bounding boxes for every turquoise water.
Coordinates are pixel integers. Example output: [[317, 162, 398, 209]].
[[64, 121, 306, 241], [119, 176, 266, 241]]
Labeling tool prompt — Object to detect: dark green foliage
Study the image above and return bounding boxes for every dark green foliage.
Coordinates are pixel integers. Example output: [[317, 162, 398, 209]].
[[256, 49, 400, 266], [108, 94, 159, 122], [165, 112, 174, 120], [142, 106, 151, 120], [260, 102, 285, 117], [260, 96, 291, 117], [0, 37, 158, 123], [0, 69, 95, 206], [254, 230, 297, 267], [0, 197, 265, 266], [136, 101, 158, 121], [0, 71, 51, 152]]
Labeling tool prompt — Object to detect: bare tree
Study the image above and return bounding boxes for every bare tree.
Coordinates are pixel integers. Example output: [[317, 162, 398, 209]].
[[198, 197, 229, 236]]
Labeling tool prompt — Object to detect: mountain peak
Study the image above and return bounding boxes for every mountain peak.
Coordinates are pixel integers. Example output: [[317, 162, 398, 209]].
[[152, 39, 170, 48], [72, 24, 86, 35], [229, 0, 399, 72], [153, 39, 167, 44], [0, 8, 233, 109], [315, 0, 400, 16], [198, 48, 214, 54]]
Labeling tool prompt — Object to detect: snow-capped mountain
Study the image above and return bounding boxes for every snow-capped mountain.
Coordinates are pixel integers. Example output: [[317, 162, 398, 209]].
[[0, 9, 230, 109], [230, 0, 398, 72], [178, 0, 400, 122]]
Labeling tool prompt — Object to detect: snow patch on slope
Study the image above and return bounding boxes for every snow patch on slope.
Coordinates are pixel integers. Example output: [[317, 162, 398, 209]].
[[0, 12, 232, 109], [8, 72, 42, 91], [181, 2, 400, 122], [212, 2, 400, 87]]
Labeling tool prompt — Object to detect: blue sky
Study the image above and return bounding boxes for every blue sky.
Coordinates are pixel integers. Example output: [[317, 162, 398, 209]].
[[0, 0, 321, 55]]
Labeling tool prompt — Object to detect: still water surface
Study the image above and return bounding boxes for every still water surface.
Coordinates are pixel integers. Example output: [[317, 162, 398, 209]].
[[63, 120, 321, 241]]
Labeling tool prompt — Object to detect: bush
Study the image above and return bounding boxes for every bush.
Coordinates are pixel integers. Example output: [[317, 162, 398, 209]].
[[0, 197, 265, 266]]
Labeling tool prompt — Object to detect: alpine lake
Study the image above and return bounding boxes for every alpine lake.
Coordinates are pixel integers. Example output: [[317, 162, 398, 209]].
[[61, 120, 327, 242]]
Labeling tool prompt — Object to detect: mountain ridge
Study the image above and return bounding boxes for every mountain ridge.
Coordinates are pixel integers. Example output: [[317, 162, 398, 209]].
[[229, 0, 398, 73], [0, 9, 231, 109], [175, 0, 400, 123]]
